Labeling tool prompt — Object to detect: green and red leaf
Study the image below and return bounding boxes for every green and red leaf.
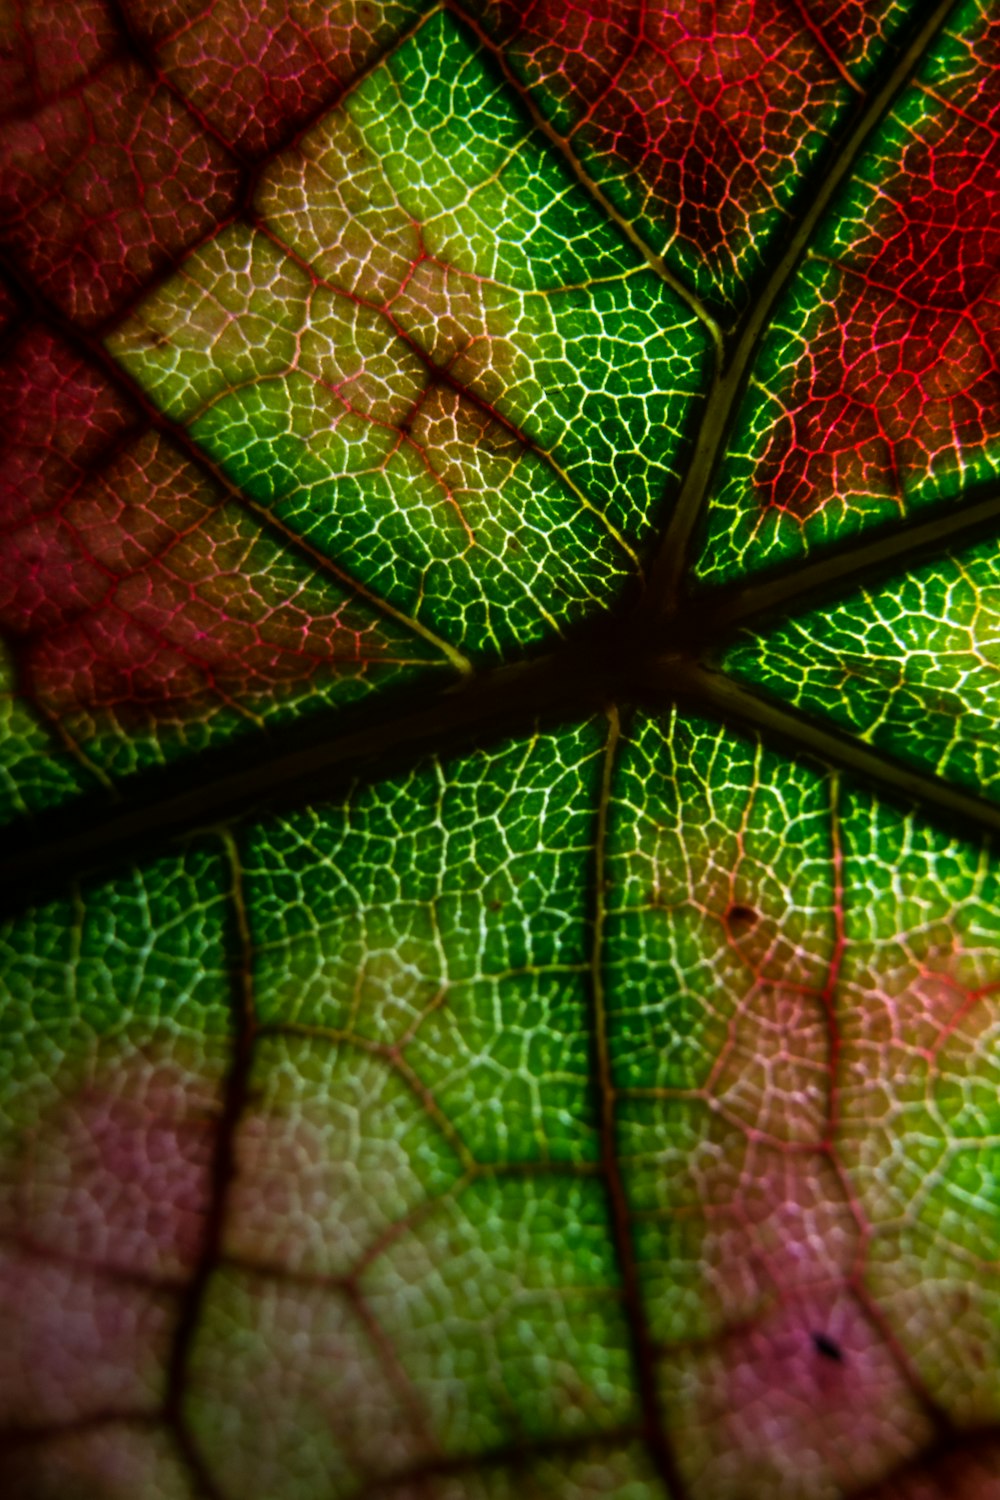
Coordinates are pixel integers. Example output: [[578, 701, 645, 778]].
[[1, 3, 999, 1498]]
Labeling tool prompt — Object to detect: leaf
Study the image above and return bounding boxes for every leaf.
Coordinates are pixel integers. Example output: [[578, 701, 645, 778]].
[[724, 535, 1000, 800], [694, 0, 1000, 584], [108, 11, 707, 658], [0, 3, 999, 1499], [464, 0, 908, 308]]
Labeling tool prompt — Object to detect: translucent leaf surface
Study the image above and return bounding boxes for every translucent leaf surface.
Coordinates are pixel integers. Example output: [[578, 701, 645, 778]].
[[725, 536, 1000, 801], [110, 11, 708, 658], [466, 0, 907, 310], [695, 0, 1000, 583], [1, 2, 1000, 1498]]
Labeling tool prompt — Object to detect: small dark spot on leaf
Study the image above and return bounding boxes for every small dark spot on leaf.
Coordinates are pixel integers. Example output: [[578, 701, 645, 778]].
[[812, 1331, 843, 1362], [488, 899, 503, 912], [725, 904, 758, 935]]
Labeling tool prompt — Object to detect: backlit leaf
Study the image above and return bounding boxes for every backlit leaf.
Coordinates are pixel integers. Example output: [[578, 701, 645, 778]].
[[0, 2, 999, 1497]]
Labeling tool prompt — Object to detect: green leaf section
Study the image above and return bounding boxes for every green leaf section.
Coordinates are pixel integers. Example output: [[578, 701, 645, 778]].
[[0, 640, 95, 822], [605, 709, 1000, 1493], [0, 842, 231, 1110], [723, 535, 1000, 802], [8, 3, 1000, 1490], [345, 11, 705, 530], [187, 1230, 637, 1496], [0, 723, 642, 1495], [607, 708, 836, 1106], [109, 9, 708, 662], [243, 720, 605, 1164], [5, 714, 1000, 1491], [189, 721, 642, 1490]]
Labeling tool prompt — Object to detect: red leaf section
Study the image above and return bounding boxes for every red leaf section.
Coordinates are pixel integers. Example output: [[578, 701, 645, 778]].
[[867, 1446, 1000, 1500], [646, 857, 937, 1491], [0, 0, 119, 119], [14, 1064, 217, 1278], [0, 3, 240, 327], [756, 16, 1000, 520], [0, 278, 18, 333], [0, 329, 400, 739], [0, 328, 137, 534], [130, 0, 419, 159], [477, 0, 848, 294], [804, 0, 902, 75]]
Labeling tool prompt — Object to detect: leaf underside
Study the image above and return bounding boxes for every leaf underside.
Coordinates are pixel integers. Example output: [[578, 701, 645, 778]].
[[1, 3, 1000, 1498]]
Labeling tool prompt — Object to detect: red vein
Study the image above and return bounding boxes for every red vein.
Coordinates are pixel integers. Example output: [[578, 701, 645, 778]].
[[791, 0, 865, 94]]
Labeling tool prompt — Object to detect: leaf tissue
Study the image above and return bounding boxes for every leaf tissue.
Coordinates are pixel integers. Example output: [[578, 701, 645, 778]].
[[0, 2, 999, 1496]]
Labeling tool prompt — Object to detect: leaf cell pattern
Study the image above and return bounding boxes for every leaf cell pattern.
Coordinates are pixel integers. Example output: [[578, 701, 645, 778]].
[[726, 535, 1000, 801], [110, 11, 708, 659], [466, 0, 875, 309], [1, 2, 1000, 1499], [0, 326, 446, 798], [696, 0, 1000, 583]]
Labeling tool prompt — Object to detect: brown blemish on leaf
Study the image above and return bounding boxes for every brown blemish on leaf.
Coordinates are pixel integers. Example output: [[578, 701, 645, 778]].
[[725, 903, 759, 935]]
